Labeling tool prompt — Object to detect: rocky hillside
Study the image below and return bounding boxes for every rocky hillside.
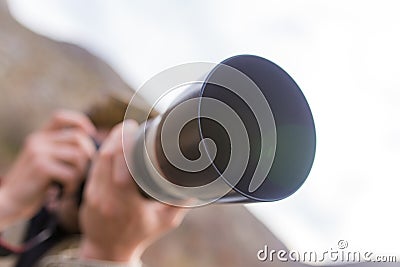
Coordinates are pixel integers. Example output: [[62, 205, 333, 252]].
[[0, 0, 137, 170]]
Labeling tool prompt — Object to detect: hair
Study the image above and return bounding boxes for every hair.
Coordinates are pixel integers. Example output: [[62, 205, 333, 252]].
[[86, 93, 158, 130]]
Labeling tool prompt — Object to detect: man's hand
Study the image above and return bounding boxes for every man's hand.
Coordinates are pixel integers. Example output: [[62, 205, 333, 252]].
[[0, 110, 96, 229], [79, 120, 187, 263]]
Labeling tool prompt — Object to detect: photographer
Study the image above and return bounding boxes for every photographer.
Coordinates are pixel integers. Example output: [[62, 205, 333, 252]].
[[0, 103, 186, 267]]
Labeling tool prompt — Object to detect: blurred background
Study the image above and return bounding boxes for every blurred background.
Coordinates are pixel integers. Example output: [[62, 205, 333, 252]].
[[1, 0, 399, 266]]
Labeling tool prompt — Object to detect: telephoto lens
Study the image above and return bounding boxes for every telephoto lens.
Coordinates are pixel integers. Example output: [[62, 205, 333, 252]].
[[128, 55, 316, 207]]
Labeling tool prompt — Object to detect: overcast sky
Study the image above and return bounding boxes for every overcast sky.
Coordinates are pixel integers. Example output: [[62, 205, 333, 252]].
[[8, 0, 400, 260]]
